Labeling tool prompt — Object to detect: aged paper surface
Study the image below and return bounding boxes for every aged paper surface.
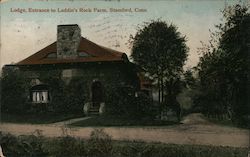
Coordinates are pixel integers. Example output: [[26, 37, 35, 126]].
[[0, 0, 249, 156]]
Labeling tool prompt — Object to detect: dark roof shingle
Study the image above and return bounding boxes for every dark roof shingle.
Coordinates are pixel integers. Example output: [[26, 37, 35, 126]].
[[16, 37, 126, 65]]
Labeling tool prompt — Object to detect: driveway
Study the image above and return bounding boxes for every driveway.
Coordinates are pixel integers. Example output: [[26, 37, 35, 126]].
[[0, 113, 249, 148]]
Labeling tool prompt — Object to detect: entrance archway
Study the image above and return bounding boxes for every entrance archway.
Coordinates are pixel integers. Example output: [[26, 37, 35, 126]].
[[91, 81, 103, 107]]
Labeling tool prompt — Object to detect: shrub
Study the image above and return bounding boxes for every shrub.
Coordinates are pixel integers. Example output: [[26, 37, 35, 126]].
[[134, 92, 156, 119], [0, 132, 47, 157], [41, 76, 86, 114], [1, 66, 30, 113], [105, 86, 132, 116], [41, 76, 66, 113], [106, 86, 155, 119], [64, 77, 86, 113], [86, 128, 113, 157], [44, 136, 86, 157], [0, 132, 248, 157], [114, 142, 248, 157]]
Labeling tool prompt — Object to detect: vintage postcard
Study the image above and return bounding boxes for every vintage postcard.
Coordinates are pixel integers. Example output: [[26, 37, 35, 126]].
[[0, 0, 249, 156]]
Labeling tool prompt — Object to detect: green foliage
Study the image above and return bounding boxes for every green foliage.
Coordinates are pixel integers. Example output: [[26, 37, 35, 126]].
[[114, 142, 248, 157], [86, 128, 113, 157], [130, 20, 188, 106], [44, 136, 86, 157], [1, 66, 86, 114], [38, 71, 64, 113], [134, 92, 156, 119], [105, 86, 132, 116], [106, 86, 155, 119], [183, 69, 196, 88], [0, 132, 47, 157], [197, 4, 250, 127], [42, 75, 66, 113], [1, 66, 30, 113], [130, 20, 188, 76], [64, 77, 86, 113], [41, 74, 86, 114], [0, 132, 248, 157]]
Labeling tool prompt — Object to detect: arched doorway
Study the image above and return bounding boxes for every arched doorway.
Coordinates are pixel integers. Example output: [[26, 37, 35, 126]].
[[91, 81, 103, 107]]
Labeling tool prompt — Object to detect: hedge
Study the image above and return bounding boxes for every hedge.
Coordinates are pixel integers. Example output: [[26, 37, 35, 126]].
[[0, 130, 248, 157]]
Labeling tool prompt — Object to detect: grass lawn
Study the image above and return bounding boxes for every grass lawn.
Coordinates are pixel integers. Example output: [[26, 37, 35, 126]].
[[0, 112, 84, 124], [70, 115, 179, 127]]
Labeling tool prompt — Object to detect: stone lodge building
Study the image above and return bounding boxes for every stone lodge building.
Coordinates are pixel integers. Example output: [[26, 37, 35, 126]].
[[4, 24, 151, 115]]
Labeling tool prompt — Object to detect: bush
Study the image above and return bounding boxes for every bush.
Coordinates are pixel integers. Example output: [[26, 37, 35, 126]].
[[44, 136, 86, 157], [1, 67, 30, 113], [41, 76, 86, 114], [106, 87, 155, 119], [0, 132, 248, 157], [114, 142, 248, 157], [64, 77, 86, 113], [105, 86, 132, 116], [0, 132, 47, 157], [133, 92, 156, 119], [86, 128, 113, 157]]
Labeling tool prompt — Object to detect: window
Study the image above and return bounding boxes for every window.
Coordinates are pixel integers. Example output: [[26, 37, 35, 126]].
[[30, 84, 49, 103], [46, 52, 57, 58], [32, 91, 49, 103], [78, 51, 91, 57]]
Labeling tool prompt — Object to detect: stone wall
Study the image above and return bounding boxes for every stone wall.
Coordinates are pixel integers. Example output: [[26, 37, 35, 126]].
[[20, 62, 139, 103]]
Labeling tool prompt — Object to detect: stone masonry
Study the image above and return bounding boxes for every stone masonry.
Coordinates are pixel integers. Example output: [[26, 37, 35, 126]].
[[57, 24, 81, 58]]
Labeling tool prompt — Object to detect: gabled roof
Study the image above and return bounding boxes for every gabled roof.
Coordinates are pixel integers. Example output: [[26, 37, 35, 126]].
[[16, 37, 127, 65]]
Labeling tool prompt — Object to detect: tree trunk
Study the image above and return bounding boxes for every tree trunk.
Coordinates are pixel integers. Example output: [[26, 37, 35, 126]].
[[158, 77, 161, 105], [161, 76, 164, 104]]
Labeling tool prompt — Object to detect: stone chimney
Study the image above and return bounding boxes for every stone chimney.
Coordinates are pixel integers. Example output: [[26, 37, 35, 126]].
[[57, 24, 81, 58]]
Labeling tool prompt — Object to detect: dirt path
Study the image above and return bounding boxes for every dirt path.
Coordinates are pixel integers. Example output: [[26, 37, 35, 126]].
[[0, 114, 249, 148]]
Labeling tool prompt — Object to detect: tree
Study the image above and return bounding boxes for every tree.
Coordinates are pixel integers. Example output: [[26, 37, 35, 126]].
[[197, 4, 250, 126], [130, 20, 188, 110], [1, 66, 30, 113], [184, 69, 196, 88]]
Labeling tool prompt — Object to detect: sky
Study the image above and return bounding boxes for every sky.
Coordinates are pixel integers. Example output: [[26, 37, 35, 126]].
[[0, 0, 248, 69]]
